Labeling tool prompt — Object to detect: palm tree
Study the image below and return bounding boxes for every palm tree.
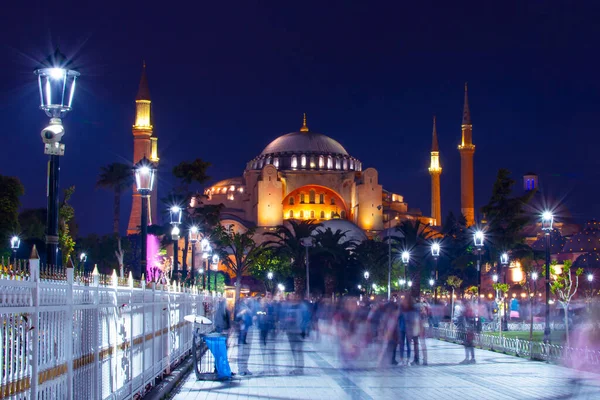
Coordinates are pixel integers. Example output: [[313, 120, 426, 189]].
[[352, 239, 389, 289], [263, 220, 321, 296], [215, 225, 260, 306], [97, 163, 133, 235], [397, 219, 436, 298], [313, 228, 353, 295]]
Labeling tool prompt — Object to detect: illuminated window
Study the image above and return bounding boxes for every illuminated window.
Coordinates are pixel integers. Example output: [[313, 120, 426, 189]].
[[259, 159, 264, 168], [301, 154, 307, 167], [319, 156, 324, 168], [350, 160, 354, 170], [309, 190, 316, 204], [335, 158, 341, 170], [320, 211, 325, 219], [310, 211, 315, 219], [300, 210, 304, 218], [289, 210, 294, 218], [289, 197, 295, 205], [273, 158, 279, 168], [331, 198, 335, 205], [331, 211, 335, 219], [327, 156, 333, 169], [343, 159, 348, 170], [310, 156, 316, 168], [291, 156, 298, 168], [300, 194, 305, 204], [319, 193, 324, 204], [266, 156, 272, 165]]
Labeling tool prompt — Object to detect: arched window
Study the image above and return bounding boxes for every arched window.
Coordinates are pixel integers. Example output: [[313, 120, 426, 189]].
[[266, 156, 272, 165], [300, 193, 306, 204], [319, 156, 325, 169], [310, 211, 315, 219], [289, 197, 295, 205], [309, 190, 316, 204], [331, 211, 335, 219], [310, 156, 316, 168], [300, 210, 304, 219], [301, 154, 307, 168], [289, 210, 294, 218], [340, 210, 346, 219], [330, 198, 336, 205], [343, 159, 348, 170], [273, 157, 279, 168], [319, 193, 324, 204], [335, 157, 341, 170], [327, 156, 333, 169], [320, 211, 325, 219], [291, 155, 298, 168], [349, 159, 354, 170]]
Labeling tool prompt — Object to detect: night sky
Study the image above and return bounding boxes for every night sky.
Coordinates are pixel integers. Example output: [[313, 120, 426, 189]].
[[1, 1, 599, 236]]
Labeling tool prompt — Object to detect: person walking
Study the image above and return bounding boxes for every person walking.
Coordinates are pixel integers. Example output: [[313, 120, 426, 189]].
[[235, 299, 253, 375], [283, 293, 309, 375], [398, 297, 411, 365], [405, 297, 421, 365], [460, 300, 476, 364], [257, 294, 277, 374]]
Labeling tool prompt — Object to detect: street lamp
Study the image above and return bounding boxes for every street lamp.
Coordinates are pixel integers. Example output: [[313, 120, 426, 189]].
[[588, 273, 594, 301], [277, 283, 285, 293], [429, 278, 435, 286], [541, 210, 554, 343], [500, 251, 509, 331], [170, 206, 183, 281], [189, 226, 199, 285], [133, 156, 157, 279], [201, 239, 211, 291], [301, 237, 315, 300], [211, 254, 220, 293], [35, 48, 80, 267], [10, 236, 20, 266], [473, 230, 485, 332], [401, 251, 410, 293], [431, 243, 440, 303], [364, 271, 370, 280]]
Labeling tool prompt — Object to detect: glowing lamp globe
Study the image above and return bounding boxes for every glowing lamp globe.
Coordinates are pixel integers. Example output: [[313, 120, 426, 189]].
[[399, 279, 406, 286], [429, 279, 435, 286], [408, 281, 413, 287], [364, 271, 370, 280], [500, 252, 509, 265], [401, 251, 410, 264], [200, 238, 210, 252], [10, 236, 20, 250], [588, 273, 594, 283], [34, 48, 80, 119], [541, 211, 554, 232], [431, 243, 441, 258], [474, 231, 484, 247], [170, 206, 183, 225], [277, 283, 285, 292], [79, 253, 87, 262], [189, 226, 199, 243], [531, 272, 538, 281], [171, 226, 180, 241], [211, 254, 220, 266], [267, 272, 273, 280], [133, 156, 156, 195], [492, 274, 498, 283]]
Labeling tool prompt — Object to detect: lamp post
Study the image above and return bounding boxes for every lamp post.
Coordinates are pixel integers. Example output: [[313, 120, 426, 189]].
[[541, 211, 553, 343], [201, 238, 210, 291], [588, 273, 594, 306], [473, 230, 484, 332], [267, 271, 274, 294], [431, 243, 440, 303], [133, 157, 157, 279], [189, 226, 199, 285], [79, 252, 87, 275], [401, 251, 410, 294], [500, 252, 509, 331], [169, 206, 183, 282], [364, 271, 370, 295], [377, 201, 393, 301], [212, 254, 220, 293], [301, 237, 314, 300], [10, 236, 20, 266], [35, 49, 80, 267]]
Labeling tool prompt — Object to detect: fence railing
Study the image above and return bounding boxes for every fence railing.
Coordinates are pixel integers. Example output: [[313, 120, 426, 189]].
[[430, 327, 600, 368], [0, 252, 216, 400], [437, 321, 567, 331]]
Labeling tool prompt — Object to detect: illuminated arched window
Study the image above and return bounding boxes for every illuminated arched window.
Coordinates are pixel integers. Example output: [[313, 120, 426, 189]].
[[301, 154, 307, 168], [340, 210, 346, 219], [320, 211, 325, 219], [327, 156, 333, 169], [349, 159, 354, 170], [331, 211, 335, 219], [300, 210, 304, 219], [266, 156, 272, 165], [319, 193, 324, 204], [289, 210, 294, 218], [330, 198, 336, 205], [300, 193, 306, 204], [335, 157, 341, 170], [343, 159, 348, 170], [309, 190, 316, 204], [310, 211, 315, 219], [289, 197, 295, 205], [259, 159, 264, 168], [291, 155, 298, 168], [319, 156, 324, 169], [273, 157, 279, 168], [310, 156, 316, 168]]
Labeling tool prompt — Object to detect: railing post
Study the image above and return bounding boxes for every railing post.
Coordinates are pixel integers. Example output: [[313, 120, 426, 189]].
[[128, 272, 134, 395], [30, 246, 40, 399], [92, 266, 100, 400], [151, 282, 156, 383], [141, 277, 146, 388], [66, 266, 74, 400]]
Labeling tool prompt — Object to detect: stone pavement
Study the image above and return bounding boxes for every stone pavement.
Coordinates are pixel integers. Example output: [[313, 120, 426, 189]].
[[172, 328, 600, 400]]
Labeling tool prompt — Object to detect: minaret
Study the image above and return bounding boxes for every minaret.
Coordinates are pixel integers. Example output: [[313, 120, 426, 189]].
[[428, 116, 442, 226], [458, 83, 475, 226], [127, 62, 159, 235]]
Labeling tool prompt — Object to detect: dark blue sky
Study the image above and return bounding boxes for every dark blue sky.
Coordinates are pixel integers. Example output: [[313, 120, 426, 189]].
[[1, 1, 599, 236]]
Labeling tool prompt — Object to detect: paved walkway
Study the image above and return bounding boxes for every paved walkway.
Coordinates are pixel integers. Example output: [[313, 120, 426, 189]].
[[173, 328, 600, 400]]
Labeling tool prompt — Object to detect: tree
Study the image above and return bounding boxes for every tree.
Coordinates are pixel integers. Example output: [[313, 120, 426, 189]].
[[250, 248, 292, 292], [550, 260, 583, 346], [397, 219, 436, 298], [447, 275, 463, 323], [0, 175, 25, 250], [59, 186, 76, 266], [493, 282, 510, 336], [97, 163, 133, 235], [215, 225, 260, 306], [263, 220, 321, 296], [19, 208, 46, 241], [352, 239, 389, 287], [313, 228, 354, 295]]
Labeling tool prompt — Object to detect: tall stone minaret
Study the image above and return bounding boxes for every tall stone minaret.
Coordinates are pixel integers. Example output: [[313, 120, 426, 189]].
[[127, 62, 159, 235], [458, 83, 475, 226], [428, 116, 442, 226]]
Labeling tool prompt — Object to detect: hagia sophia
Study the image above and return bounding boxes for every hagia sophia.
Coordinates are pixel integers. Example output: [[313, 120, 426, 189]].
[[125, 64, 599, 291]]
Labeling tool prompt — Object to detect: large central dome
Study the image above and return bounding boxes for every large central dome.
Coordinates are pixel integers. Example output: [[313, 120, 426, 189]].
[[260, 131, 349, 156], [246, 116, 362, 172]]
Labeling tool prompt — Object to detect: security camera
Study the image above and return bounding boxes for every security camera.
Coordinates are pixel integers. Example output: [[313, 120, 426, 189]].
[[41, 121, 64, 144]]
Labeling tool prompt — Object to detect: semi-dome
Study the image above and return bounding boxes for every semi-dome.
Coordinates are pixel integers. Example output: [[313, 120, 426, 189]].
[[314, 219, 367, 244], [246, 115, 362, 172]]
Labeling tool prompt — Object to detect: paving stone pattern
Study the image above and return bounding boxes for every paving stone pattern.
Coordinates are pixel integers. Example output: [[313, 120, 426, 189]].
[[173, 328, 600, 400]]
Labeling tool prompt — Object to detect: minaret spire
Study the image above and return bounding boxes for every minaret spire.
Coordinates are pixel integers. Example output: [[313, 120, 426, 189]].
[[300, 113, 309, 132], [429, 115, 442, 226], [136, 61, 151, 101], [462, 82, 471, 125], [431, 115, 439, 151]]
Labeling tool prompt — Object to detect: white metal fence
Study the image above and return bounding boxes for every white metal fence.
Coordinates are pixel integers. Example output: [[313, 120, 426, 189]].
[[430, 327, 600, 368], [0, 252, 215, 400]]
